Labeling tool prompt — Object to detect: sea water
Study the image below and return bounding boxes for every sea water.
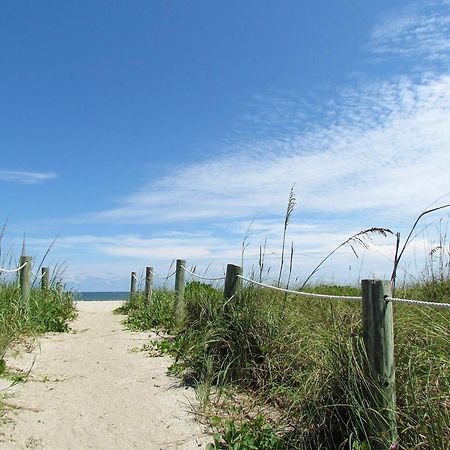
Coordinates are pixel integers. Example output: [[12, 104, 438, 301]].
[[75, 292, 129, 301]]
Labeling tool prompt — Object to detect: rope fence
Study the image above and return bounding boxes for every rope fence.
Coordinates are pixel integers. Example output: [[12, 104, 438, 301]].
[[31, 270, 46, 279], [127, 260, 450, 310], [124, 258, 449, 446], [238, 275, 450, 309], [131, 273, 146, 282], [386, 296, 450, 309], [4, 251, 447, 450], [0, 259, 48, 300], [0, 261, 28, 273], [149, 269, 177, 280], [181, 265, 226, 281], [238, 275, 363, 302]]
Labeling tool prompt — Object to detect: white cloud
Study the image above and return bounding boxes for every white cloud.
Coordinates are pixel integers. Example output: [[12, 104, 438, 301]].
[[22, 233, 235, 264], [17, 210, 446, 289], [19, 229, 402, 289], [92, 73, 450, 226], [83, 2, 450, 232], [370, 0, 450, 65], [0, 170, 58, 184], [26, 0, 450, 290]]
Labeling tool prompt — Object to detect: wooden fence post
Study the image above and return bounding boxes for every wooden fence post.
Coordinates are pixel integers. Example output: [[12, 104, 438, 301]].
[[19, 256, 32, 311], [130, 271, 137, 304], [174, 259, 186, 321], [144, 266, 153, 307], [361, 279, 397, 447], [224, 264, 242, 300], [41, 267, 49, 291]]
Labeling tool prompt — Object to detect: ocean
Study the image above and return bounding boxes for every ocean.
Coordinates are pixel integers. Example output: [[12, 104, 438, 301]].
[[75, 292, 130, 301]]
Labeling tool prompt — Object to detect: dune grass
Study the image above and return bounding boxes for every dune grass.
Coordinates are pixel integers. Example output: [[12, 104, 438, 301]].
[[120, 278, 449, 450], [0, 281, 77, 366], [118, 198, 450, 449], [116, 290, 176, 332], [0, 277, 76, 422]]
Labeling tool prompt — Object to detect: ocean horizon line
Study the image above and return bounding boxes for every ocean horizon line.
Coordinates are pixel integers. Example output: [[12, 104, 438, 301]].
[[75, 291, 129, 301]]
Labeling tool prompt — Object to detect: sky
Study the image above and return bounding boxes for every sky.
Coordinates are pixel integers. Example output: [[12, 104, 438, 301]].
[[1, 0, 450, 291]]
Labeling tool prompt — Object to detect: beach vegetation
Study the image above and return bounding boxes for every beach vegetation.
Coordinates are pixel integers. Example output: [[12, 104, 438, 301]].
[[0, 282, 76, 362], [117, 199, 450, 449], [120, 278, 449, 449]]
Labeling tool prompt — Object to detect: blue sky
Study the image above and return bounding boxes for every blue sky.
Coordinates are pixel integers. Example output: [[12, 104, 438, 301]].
[[1, 1, 449, 290]]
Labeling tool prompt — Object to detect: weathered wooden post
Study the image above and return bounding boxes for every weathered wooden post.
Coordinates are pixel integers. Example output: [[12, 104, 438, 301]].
[[130, 271, 137, 305], [173, 259, 186, 322], [361, 279, 397, 448], [144, 266, 153, 307], [41, 267, 49, 291], [224, 264, 242, 300], [19, 256, 32, 311]]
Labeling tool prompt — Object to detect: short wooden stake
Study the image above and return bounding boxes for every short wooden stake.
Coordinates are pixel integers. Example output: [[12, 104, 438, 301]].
[[130, 271, 137, 304], [174, 259, 186, 321], [361, 279, 397, 447], [19, 256, 32, 311], [144, 266, 153, 307], [41, 267, 49, 291], [224, 264, 242, 300]]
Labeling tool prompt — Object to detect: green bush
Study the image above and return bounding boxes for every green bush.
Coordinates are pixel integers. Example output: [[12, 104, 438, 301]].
[[0, 283, 76, 356], [122, 291, 176, 332]]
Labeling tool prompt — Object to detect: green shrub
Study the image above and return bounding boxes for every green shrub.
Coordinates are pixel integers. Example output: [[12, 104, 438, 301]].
[[122, 291, 176, 332], [0, 282, 76, 355], [120, 280, 450, 449], [207, 415, 284, 450]]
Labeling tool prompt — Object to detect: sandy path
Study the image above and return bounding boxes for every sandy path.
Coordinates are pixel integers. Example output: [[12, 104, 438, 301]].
[[0, 301, 210, 450]]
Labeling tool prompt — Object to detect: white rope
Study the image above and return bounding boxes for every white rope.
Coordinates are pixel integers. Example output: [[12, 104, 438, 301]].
[[149, 269, 177, 281], [386, 296, 450, 309], [0, 261, 28, 273], [238, 275, 450, 308], [31, 270, 46, 279], [181, 265, 226, 281], [131, 273, 146, 282], [237, 275, 362, 302]]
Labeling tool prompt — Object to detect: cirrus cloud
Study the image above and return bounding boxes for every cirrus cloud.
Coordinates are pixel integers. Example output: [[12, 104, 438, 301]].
[[0, 170, 58, 185]]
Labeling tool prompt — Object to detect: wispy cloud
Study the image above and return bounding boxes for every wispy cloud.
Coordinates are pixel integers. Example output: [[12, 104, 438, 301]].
[[86, 2, 450, 230], [370, 0, 450, 66], [0, 170, 58, 184], [93, 73, 450, 226], [63, 1, 450, 287]]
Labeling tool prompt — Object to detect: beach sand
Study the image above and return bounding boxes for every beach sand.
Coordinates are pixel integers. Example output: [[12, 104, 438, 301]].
[[0, 301, 210, 449]]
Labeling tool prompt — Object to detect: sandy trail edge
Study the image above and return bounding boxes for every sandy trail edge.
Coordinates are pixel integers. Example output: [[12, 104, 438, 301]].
[[0, 301, 210, 450]]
